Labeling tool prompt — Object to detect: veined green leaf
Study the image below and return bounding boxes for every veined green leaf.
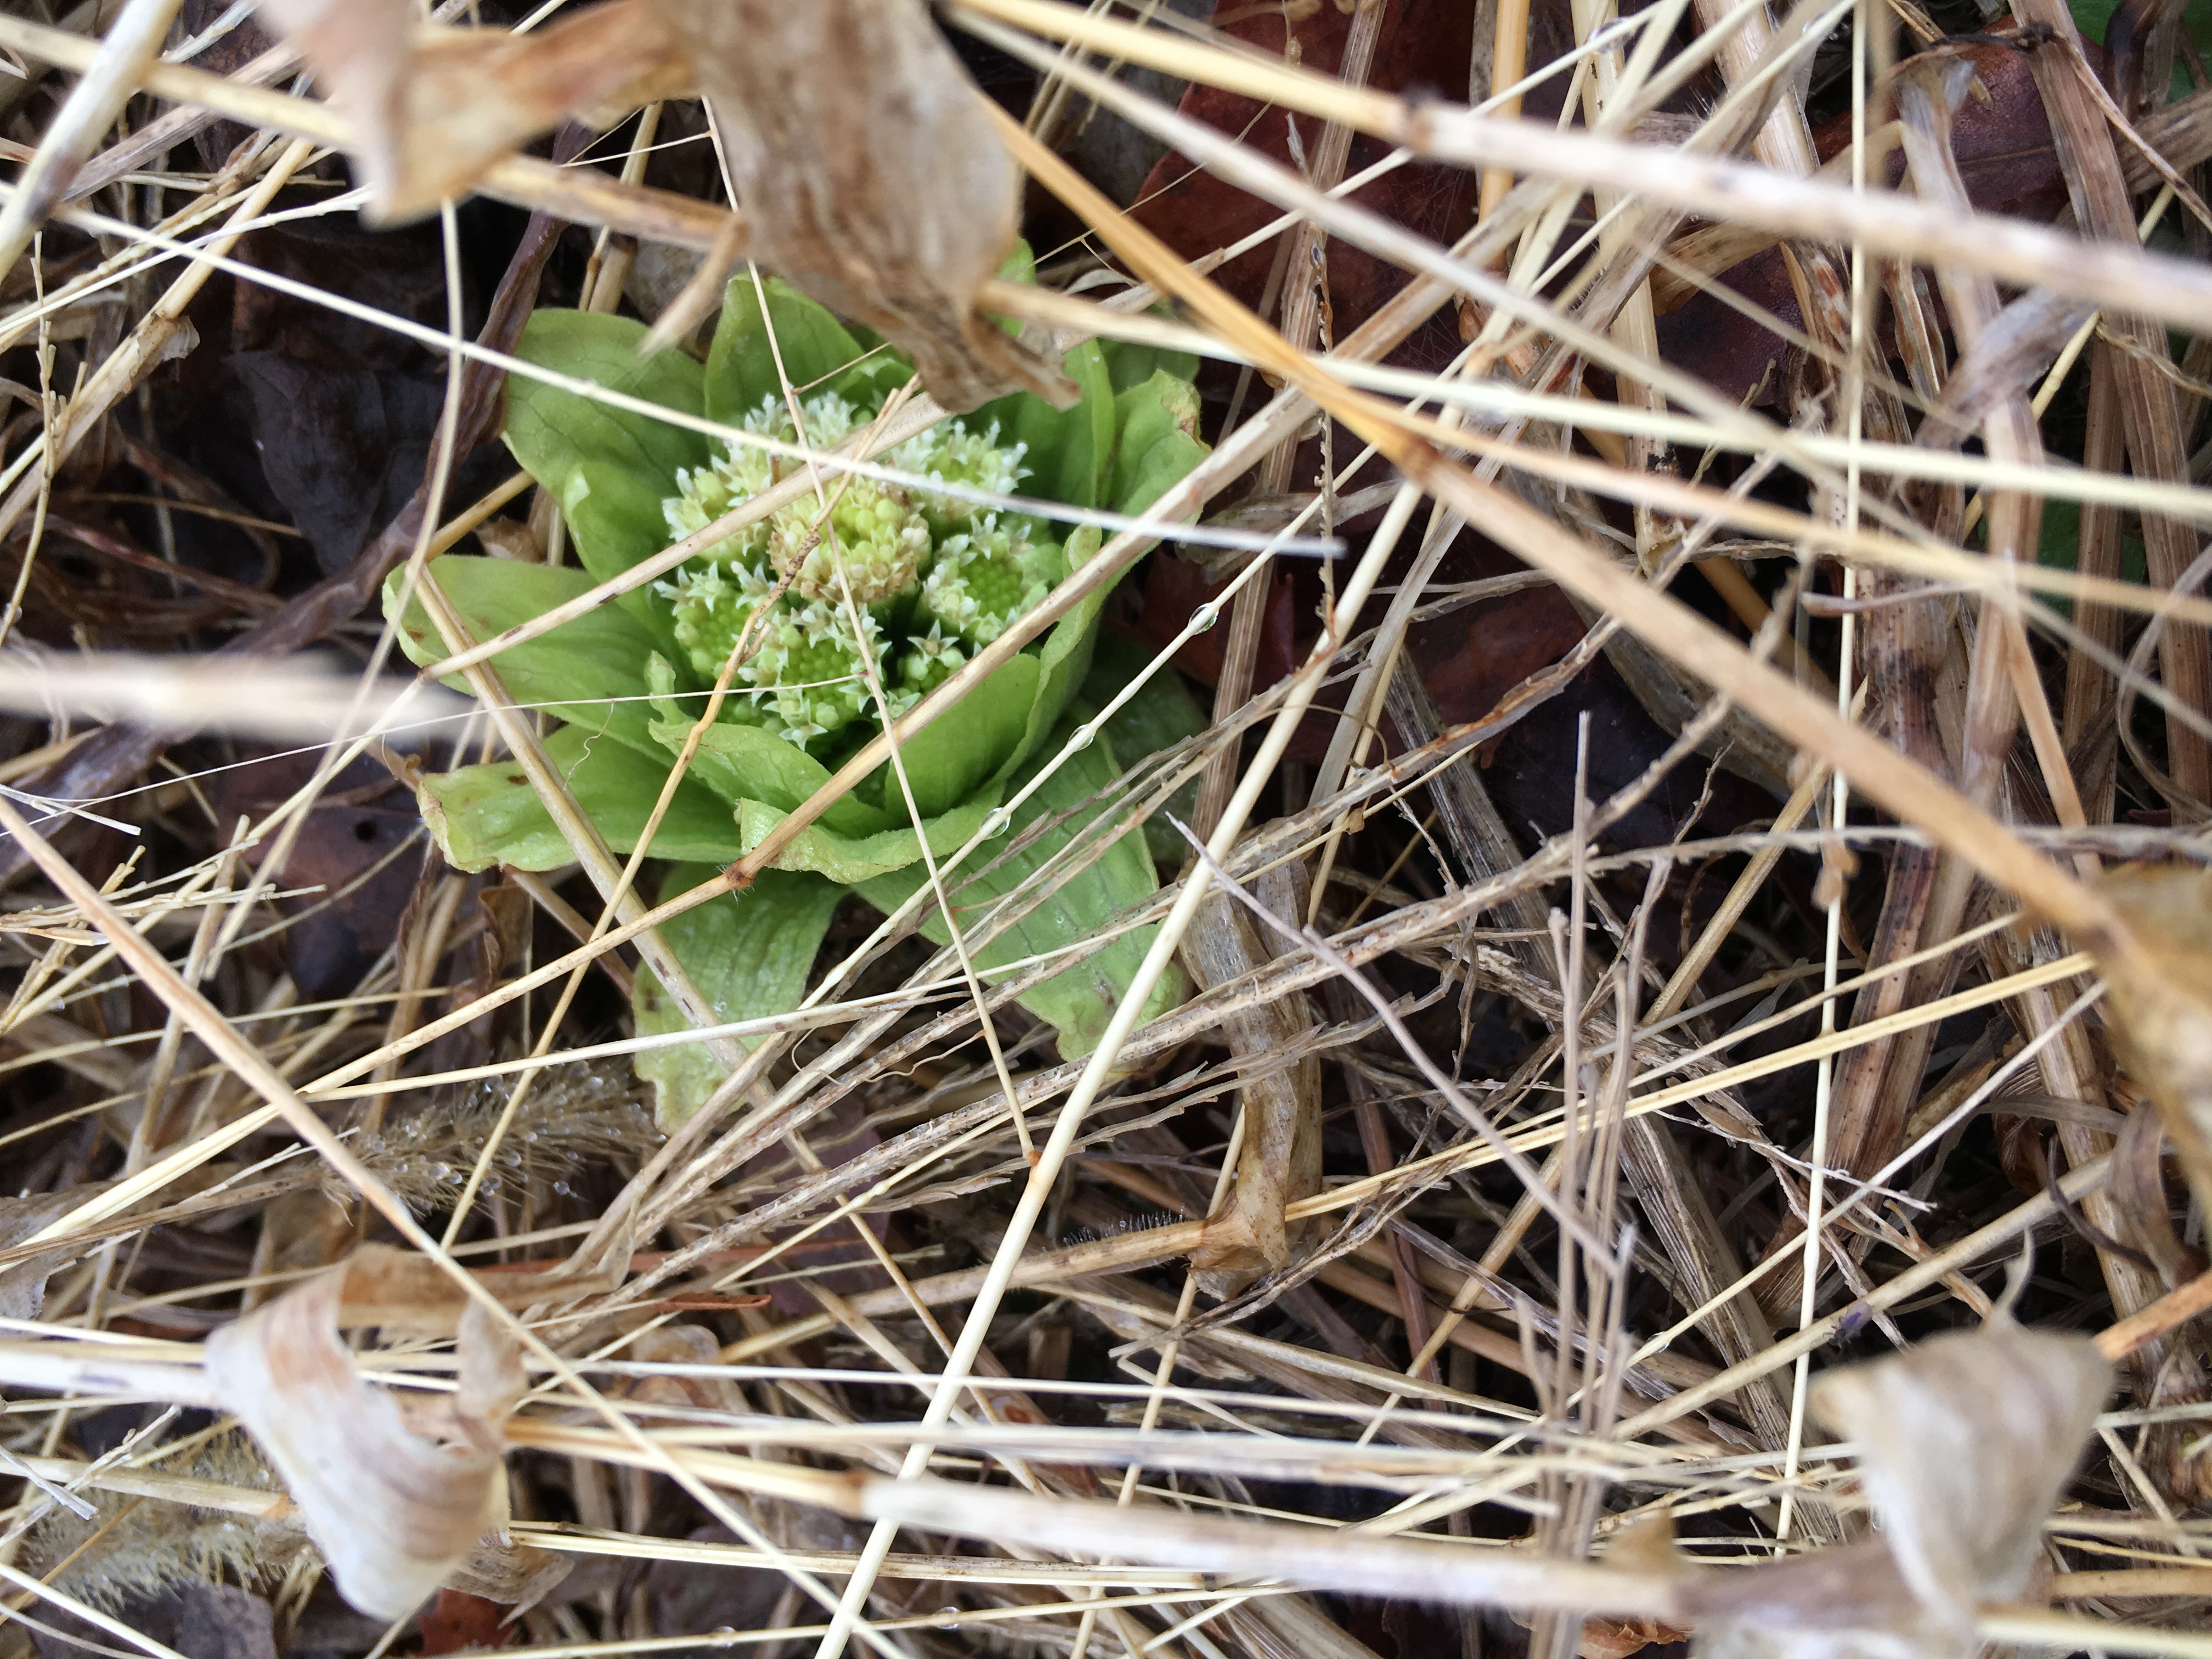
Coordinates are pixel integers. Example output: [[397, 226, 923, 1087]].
[[977, 240, 1041, 345], [419, 725, 746, 873], [707, 275, 910, 420], [866, 651, 1039, 820], [973, 336, 1116, 510], [1082, 630, 1206, 864], [506, 310, 708, 505], [556, 461, 687, 636], [1109, 370, 1208, 518], [504, 313, 708, 640], [644, 653, 891, 836], [854, 727, 1182, 1061], [633, 865, 844, 1129], [1101, 336, 1200, 396], [737, 787, 1004, 884], [385, 556, 664, 759], [661, 719, 898, 838], [995, 526, 1109, 787]]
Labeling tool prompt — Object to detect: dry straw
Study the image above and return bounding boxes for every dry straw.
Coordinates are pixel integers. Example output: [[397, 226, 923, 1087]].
[[0, 3, 2209, 1659]]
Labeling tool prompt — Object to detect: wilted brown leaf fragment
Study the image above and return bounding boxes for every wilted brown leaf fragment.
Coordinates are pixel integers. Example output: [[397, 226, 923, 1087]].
[[650, 0, 1073, 411], [257, 0, 688, 221], [1688, 1324, 2112, 1659], [204, 1245, 530, 1620], [2085, 863, 2212, 1215], [254, 0, 1068, 411]]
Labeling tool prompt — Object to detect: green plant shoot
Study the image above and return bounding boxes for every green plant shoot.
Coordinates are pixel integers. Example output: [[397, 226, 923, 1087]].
[[386, 268, 1209, 1127]]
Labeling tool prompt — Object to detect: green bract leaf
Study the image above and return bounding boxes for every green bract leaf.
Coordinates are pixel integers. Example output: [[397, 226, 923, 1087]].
[[866, 651, 1039, 820], [737, 787, 1004, 884], [1109, 370, 1208, 517], [418, 725, 746, 874], [385, 556, 664, 760], [505, 313, 709, 634], [855, 727, 1183, 1062], [973, 336, 1116, 510], [506, 311, 708, 505], [643, 652, 890, 836], [1002, 526, 1109, 783], [633, 866, 844, 1130], [1101, 336, 1200, 396], [1082, 630, 1206, 864], [707, 275, 911, 420], [555, 461, 687, 635], [975, 239, 1045, 348]]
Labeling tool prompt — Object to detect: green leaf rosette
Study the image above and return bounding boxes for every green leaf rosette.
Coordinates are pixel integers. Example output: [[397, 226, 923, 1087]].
[[386, 269, 1207, 1126]]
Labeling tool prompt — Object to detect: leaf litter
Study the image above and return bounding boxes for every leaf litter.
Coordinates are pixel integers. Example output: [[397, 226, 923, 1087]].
[[0, 2, 2208, 1659]]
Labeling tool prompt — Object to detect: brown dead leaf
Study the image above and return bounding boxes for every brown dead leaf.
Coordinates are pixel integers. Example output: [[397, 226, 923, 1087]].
[[1579, 1616, 1691, 1659], [604, 1322, 740, 1414], [652, 0, 1072, 412], [255, 0, 1066, 411], [1182, 872, 1323, 1294], [2111, 1095, 2204, 1286], [0, 1186, 108, 1321], [334, 1239, 613, 1335], [1809, 1324, 2110, 1623], [258, 0, 687, 222], [203, 1246, 526, 1619], [1686, 1323, 2111, 1658], [439, 1533, 573, 1613], [2086, 864, 2212, 1216], [251, 0, 408, 197], [394, 5, 690, 220]]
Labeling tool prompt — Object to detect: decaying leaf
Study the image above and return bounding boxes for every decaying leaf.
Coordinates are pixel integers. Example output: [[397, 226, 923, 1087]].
[[1810, 1324, 2110, 1622], [2, 1174, 252, 1323], [0, 1186, 105, 1321], [1686, 1323, 2112, 1659], [253, 0, 1069, 411], [603, 1322, 740, 1414], [256, 0, 686, 221], [202, 1245, 529, 1620], [1183, 875, 1324, 1293], [330, 1237, 612, 1335], [439, 1532, 572, 1613], [394, 3, 691, 219], [2085, 862, 2212, 1214], [650, 0, 1071, 411], [1581, 1616, 1692, 1659]]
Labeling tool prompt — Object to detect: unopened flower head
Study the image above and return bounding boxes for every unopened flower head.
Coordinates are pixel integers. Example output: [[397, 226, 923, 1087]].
[[891, 416, 1031, 534], [657, 397, 1058, 750]]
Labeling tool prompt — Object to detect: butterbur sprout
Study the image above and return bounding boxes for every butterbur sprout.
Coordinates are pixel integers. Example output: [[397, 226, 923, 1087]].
[[387, 261, 1211, 1126], [653, 392, 1060, 742]]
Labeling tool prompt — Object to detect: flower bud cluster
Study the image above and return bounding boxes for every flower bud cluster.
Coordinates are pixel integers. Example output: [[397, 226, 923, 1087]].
[[657, 395, 1062, 749]]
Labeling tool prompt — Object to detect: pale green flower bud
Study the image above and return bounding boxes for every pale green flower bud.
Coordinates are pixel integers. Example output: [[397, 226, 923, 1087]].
[[898, 620, 966, 699], [749, 600, 879, 743], [766, 478, 931, 605], [891, 417, 1030, 534], [657, 397, 1039, 748], [661, 560, 777, 681], [918, 515, 1059, 646]]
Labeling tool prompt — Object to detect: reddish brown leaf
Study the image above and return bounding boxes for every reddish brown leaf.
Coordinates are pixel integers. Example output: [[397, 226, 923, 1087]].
[[1129, 0, 1479, 372], [414, 1590, 512, 1657]]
